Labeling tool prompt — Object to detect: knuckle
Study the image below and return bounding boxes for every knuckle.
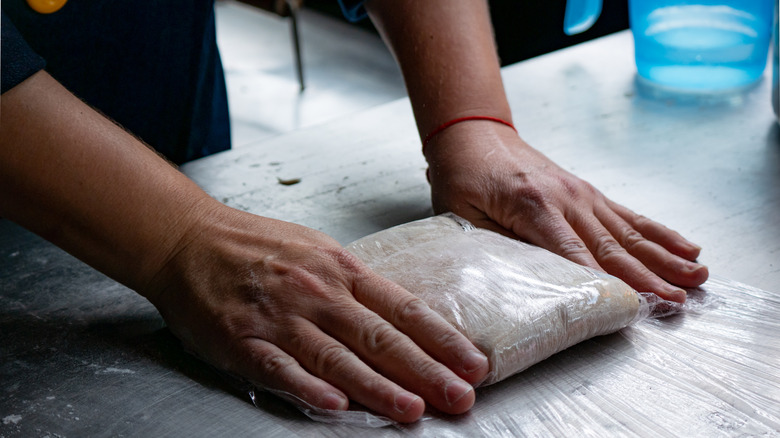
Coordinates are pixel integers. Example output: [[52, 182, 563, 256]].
[[276, 246, 365, 295], [285, 326, 315, 352], [560, 176, 593, 199], [558, 237, 589, 257], [433, 328, 463, 351], [516, 185, 547, 210], [362, 322, 401, 356], [310, 245, 364, 276], [396, 296, 431, 324], [330, 247, 364, 272], [262, 254, 291, 277], [218, 314, 256, 341], [263, 256, 310, 285], [593, 234, 623, 262], [621, 229, 646, 252], [286, 267, 320, 289], [268, 260, 334, 300], [311, 343, 353, 376], [260, 351, 298, 377]]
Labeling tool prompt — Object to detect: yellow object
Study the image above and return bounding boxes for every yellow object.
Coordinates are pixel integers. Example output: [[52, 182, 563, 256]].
[[26, 0, 67, 14]]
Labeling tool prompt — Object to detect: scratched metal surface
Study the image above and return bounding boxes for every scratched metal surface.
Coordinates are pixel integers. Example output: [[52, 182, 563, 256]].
[[2, 31, 779, 436]]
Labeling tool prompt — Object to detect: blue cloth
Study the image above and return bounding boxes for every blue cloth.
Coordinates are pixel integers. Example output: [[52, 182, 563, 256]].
[[1, 0, 230, 164], [1, 14, 45, 93], [337, 0, 367, 22]]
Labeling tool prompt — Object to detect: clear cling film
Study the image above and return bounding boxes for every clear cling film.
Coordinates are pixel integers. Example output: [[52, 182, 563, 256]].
[[348, 214, 657, 387], [241, 215, 778, 434], [253, 214, 710, 427]]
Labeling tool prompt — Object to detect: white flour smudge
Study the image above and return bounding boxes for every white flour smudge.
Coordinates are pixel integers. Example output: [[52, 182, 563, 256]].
[[2, 414, 22, 425], [97, 367, 136, 375]]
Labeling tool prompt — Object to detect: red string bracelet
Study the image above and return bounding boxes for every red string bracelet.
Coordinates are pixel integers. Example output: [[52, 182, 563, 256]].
[[422, 116, 516, 151]]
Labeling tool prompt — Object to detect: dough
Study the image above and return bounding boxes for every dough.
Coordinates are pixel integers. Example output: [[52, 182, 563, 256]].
[[346, 214, 642, 385]]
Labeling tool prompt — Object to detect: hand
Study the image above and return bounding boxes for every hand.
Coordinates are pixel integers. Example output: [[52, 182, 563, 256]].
[[143, 203, 489, 423], [0, 70, 488, 424], [423, 121, 709, 303]]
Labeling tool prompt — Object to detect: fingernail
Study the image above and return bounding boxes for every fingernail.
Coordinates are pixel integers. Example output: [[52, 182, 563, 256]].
[[681, 261, 709, 283], [462, 350, 488, 374], [665, 285, 687, 302], [444, 380, 473, 407], [685, 261, 705, 272], [321, 392, 349, 411], [394, 392, 420, 414]]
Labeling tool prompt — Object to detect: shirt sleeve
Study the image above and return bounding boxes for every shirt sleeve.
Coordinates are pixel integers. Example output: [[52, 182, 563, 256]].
[[337, 0, 367, 22], [2, 12, 46, 94]]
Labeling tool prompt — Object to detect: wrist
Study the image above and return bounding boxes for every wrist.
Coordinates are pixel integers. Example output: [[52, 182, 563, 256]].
[[422, 116, 516, 154], [137, 194, 225, 304], [422, 116, 520, 163]]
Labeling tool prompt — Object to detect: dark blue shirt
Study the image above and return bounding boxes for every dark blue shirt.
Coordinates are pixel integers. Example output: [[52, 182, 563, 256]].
[[1, 0, 230, 164], [1, 0, 366, 163]]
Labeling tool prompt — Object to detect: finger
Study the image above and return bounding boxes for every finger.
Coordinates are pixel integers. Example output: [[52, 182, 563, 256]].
[[450, 207, 605, 276], [567, 208, 688, 302], [314, 299, 477, 417], [230, 337, 350, 412], [352, 270, 489, 385], [517, 208, 605, 272], [595, 205, 709, 288], [608, 200, 703, 261], [279, 317, 427, 423], [456, 206, 523, 241], [452, 206, 689, 302]]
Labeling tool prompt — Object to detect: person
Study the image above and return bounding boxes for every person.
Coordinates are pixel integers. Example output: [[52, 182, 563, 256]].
[[0, 0, 708, 423]]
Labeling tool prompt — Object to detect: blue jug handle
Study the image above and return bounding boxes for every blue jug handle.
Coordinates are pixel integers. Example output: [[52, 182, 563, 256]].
[[563, 0, 603, 35]]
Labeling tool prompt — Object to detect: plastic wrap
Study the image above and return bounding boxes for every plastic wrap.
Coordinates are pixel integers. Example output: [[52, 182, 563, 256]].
[[248, 214, 714, 427], [346, 213, 653, 386], [402, 275, 780, 437]]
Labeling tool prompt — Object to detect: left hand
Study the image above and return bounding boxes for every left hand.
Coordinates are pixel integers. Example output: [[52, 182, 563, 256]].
[[423, 120, 708, 303]]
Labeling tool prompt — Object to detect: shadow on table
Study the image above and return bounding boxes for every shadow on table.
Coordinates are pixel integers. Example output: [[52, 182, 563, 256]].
[[0, 310, 310, 430], [89, 320, 309, 423]]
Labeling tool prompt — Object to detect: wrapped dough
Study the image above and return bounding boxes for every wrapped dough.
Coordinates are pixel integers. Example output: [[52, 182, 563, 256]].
[[346, 214, 644, 386]]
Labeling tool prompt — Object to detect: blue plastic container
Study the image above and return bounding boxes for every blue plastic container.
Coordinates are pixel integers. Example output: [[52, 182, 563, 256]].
[[630, 1, 774, 92], [564, 0, 774, 93]]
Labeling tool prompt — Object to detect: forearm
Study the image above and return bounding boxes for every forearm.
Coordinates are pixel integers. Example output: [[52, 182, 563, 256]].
[[0, 71, 218, 295], [367, 0, 706, 300], [1, 72, 492, 423], [366, 0, 512, 140]]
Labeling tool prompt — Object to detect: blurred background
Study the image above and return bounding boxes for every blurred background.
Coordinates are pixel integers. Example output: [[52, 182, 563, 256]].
[[216, 0, 629, 148]]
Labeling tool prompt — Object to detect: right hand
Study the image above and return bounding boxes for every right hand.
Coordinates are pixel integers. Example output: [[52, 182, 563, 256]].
[[144, 202, 489, 423], [423, 122, 708, 303]]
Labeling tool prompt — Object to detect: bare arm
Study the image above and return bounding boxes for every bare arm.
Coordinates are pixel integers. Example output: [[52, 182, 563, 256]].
[[366, 0, 511, 137], [0, 71, 207, 290], [366, 0, 708, 301], [0, 71, 489, 422]]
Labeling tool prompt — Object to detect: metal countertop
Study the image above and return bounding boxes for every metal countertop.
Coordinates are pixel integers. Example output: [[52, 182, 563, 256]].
[[2, 31, 778, 436]]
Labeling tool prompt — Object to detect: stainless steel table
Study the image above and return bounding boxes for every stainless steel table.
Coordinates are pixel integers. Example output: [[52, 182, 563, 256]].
[[2, 31, 779, 437]]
